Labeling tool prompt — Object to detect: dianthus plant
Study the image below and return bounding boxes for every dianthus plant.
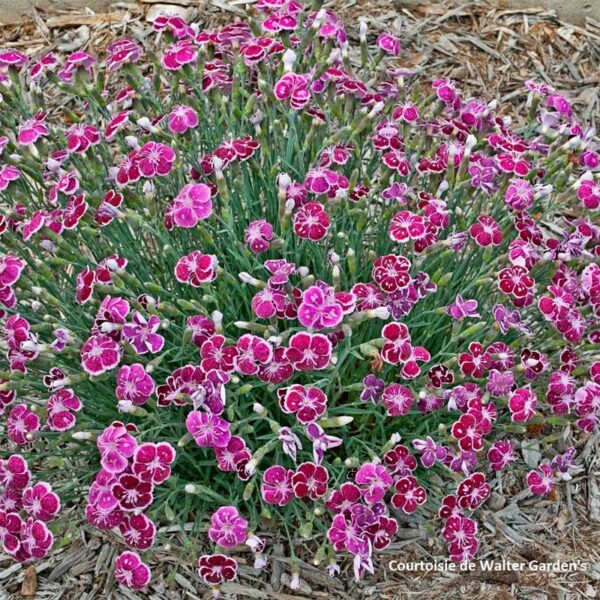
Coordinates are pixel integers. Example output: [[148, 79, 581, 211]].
[[0, 0, 599, 593]]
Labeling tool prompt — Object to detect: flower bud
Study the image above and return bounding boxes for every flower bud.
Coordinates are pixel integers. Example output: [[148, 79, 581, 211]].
[[282, 49, 296, 72], [243, 480, 255, 501], [253, 403, 266, 415], [124, 135, 139, 150], [184, 483, 200, 494], [239, 272, 265, 287], [359, 21, 368, 41], [318, 416, 353, 427], [136, 117, 158, 133], [72, 431, 95, 441]]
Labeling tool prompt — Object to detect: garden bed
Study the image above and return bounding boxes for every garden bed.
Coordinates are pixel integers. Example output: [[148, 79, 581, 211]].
[[0, 1, 599, 599]]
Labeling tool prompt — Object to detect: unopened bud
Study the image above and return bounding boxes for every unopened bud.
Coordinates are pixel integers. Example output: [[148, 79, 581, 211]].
[[124, 135, 139, 149], [238, 272, 265, 288], [319, 416, 353, 427], [359, 21, 368, 41], [72, 431, 95, 441], [282, 49, 296, 72], [136, 117, 157, 133]]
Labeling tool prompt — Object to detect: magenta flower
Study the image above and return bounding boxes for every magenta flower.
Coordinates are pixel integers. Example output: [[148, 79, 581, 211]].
[[353, 283, 384, 311], [104, 110, 130, 141], [81, 334, 121, 376], [280, 384, 327, 424], [326, 482, 362, 515], [412, 436, 447, 468], [372, 254, 411, 293], [451, 413, 485, 452], [112, 473, 153, 511], [457, 472, 491, 509], [197, 554, 238, 585], [292, 462, 329, 500], [520, 348, 548, 380], [382, 383, 413, 416], [366, 515, 398, 551], [97, 423, 137, 474], [508, 386, 537, 422], [175, 251, 218, 286], [161, 40, 197, 70], [274, 72, 310, 109], [168, 104, 199, 134], [22, 482, 61, 522], [251, 287, 286, 319], [114, 551, 151, 590], [0, 50, 29, 68], [11, 517, 54, 562], [106, 38, 142, 71], [168, 183, 213, 229], [234, 334, 273, 376], [261, 465, 294, 506], [7, 404, 40, 445], [17, 113, 49, 146], [577, 179, 600, 209], [46, 389, 82, 431], [187, 315, 215, 348], [186, 411, 231, 448], [208, 506, 248, 548], [354, 463, 392, 504], [428, 364, 455, 388], [137, 142, 175, 178], [327, 513, 369, 555], [487, 440, 515, 470], [116, 364, 155, 406], [446, 294, 480, 320], [305, 423, 342, 464], [0, 255, 24, 288], [380, 322, 412, 365], [66, 124, 100, 154], [505, 178, 534, 211], [390, 476, 427, 514], [258, 347, 294, 384], [526, 464, 556, 496], [383, 444, 417, 477], [381, 322, 430, 378], [133, 442, 175, 485], [298, 284, 344, 330], [286, 331, 332, 371], [118, 513, 156, 551], [58, 51, 96, 81], [0, 165, 20, 191], [458, 342, 491, 378], [244, 220, 274, 253], [0, 455, 31, 490], [214, 436, 251, 473], [0, 511, 22, 555], [122, 312, 164, 355], [293, 202, 330, 241], [389, 211, 426, 244], [442, 514, 478, 548], [200, 335, 238, 372], [377, 33, 400, 55], [498, 265, 535, 307], [75, 267, 95, 305], [469, 215, 502, 247]]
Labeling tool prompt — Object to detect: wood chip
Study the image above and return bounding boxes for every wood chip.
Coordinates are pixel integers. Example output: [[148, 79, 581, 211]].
[[46, 12, 124, 28]]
